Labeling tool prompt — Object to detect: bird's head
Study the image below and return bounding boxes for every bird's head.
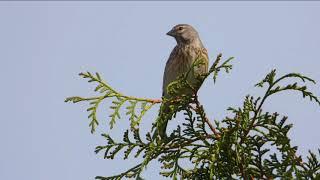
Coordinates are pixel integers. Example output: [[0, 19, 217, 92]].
[[166, 24, 201, 45]]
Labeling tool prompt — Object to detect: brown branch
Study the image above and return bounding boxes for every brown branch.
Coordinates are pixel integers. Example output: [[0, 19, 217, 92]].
[[147, 98, 162, 104], [204, 116, 220, 139], [192, 95, 221, 139]]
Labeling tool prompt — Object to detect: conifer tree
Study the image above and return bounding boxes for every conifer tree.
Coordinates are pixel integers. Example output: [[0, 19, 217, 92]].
[[66, 54, 320, 179]]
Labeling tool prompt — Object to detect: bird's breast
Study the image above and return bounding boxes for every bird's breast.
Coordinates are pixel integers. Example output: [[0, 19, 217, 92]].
[[162, 44, 208, 97], [174, 46, 198, 69]]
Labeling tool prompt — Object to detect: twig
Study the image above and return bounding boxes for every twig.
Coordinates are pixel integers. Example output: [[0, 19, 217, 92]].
[[193, 95, 221, 139], [165, 134, 213, 150]]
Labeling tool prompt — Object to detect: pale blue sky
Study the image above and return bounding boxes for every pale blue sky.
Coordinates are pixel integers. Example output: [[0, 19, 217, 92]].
[[1, 2, 319, 180]]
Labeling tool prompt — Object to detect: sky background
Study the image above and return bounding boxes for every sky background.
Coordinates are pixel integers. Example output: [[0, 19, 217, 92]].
[[1, 1, 319, 180]]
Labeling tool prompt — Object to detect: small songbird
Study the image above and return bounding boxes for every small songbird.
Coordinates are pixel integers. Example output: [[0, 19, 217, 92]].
[[156, 24, 209, 139]]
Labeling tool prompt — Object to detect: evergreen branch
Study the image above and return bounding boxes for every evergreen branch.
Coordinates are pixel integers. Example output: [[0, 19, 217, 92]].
[[79, 72, 161, 104], [243, 70, 320, 142], [269, 84, 320, 105], [130, 102, 155, 128], [126, 100, 138, 123], [87, 96, 106, 133], [95, 130, 148, 160], [159, 150, 190, 179], [66, 53, 320, 179], [109, 97, 127, 129], [193, 95, 220, 139], [208, 53, 234, 83], [273, 72, 316, 85], [64, 96, 102, 103], [95, 163, 144, 180], [66, 72, 161, 133]]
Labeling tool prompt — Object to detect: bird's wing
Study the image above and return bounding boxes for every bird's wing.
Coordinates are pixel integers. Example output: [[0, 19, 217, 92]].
[[162, 46, 180, 97], [163, 46, 209, 97], [193, 47, 209, 76]]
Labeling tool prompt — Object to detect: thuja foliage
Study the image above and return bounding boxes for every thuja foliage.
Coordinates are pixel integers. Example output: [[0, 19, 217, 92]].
[[66, 53, 320, 179]]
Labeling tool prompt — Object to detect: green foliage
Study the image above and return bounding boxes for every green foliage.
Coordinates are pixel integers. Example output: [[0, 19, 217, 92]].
[[66, 53, 320, 179], [208, 53, 234, 83], [65, 72, 159, 133]]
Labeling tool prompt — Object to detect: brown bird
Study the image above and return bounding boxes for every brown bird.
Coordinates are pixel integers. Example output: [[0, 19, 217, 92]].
[[156, 24, 209, 139]]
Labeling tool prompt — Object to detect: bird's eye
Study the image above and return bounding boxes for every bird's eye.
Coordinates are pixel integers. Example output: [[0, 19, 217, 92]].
[[178, 26, 183, 31]]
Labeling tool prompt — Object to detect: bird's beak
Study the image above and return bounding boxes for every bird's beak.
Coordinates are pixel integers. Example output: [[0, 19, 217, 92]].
[[166, 29, 175, 37]]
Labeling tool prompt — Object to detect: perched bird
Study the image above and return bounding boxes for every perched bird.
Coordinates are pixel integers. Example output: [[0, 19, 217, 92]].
[[156, 24, 209, 139]]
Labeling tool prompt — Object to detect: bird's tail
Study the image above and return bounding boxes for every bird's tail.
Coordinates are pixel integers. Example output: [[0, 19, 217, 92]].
[[153, 102, 172, 140]]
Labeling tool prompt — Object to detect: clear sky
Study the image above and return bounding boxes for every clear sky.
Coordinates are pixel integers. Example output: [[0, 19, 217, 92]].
[[1, 1, 319, 180]]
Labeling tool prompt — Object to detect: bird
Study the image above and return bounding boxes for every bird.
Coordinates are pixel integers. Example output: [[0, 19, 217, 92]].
[[155, 24, 209, 140]]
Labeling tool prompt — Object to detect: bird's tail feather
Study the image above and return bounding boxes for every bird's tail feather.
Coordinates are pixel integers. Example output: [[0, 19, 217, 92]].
[[153, 102, 172, 140]]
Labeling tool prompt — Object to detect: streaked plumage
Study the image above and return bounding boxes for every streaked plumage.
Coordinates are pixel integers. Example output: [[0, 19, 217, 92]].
[[163, 44, 209, 97], [157, 24, 209, 139]]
